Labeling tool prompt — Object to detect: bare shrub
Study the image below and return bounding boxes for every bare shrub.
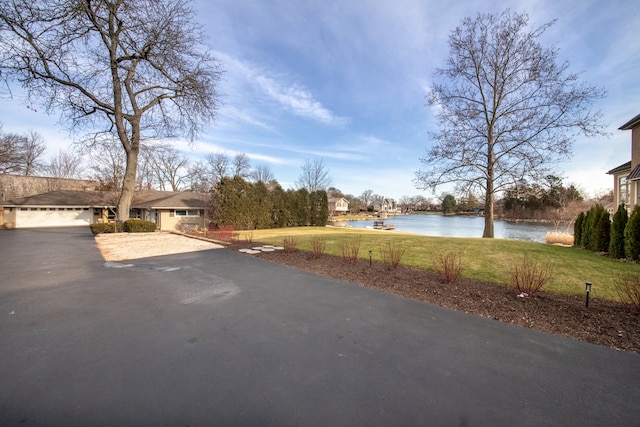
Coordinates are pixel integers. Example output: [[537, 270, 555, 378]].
[[310, 236, 327, 258], [244, 231, 254, 243], [212, 225, 236, 242], [545, 231, 574, 246], [380, 241, 406, 270], [283, 236, 297, 253], [340, 236, 362, 264], [509, 256, 553, 297], [612, 272, 640, 312], [433, 250, 464, 284]]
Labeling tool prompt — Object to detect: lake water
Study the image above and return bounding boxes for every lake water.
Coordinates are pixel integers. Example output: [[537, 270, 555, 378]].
[[346, 215, 559, 243]]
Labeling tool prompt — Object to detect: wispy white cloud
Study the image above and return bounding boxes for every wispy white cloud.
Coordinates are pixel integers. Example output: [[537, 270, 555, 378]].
[[247, 152, 288, 165], [215, 51, 348, 127], [254, 74, 348, 126], [180, 139, 288, 166], [217, 106, 276, 133]]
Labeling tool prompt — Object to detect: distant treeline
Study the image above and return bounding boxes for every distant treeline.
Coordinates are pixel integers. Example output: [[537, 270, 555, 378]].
[[209, 176, 328, 230]]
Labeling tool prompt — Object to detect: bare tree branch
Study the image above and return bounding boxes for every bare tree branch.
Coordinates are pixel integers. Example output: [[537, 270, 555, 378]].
[[47, 147, 85, 179]]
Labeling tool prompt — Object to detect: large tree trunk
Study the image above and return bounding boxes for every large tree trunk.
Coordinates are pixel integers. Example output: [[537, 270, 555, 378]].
[[483, 145, 495, 238], [117, 149, 139, 221], [483, 188, 494, 238]]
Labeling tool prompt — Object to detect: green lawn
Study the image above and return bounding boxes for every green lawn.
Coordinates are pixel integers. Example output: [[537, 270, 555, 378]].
[[238, 226, 640, 301]]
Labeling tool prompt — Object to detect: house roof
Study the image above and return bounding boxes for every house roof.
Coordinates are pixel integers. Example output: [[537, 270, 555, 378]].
[[1, 189, 210, 209], [620, 113, 640, 130], [131, 190, 179, 205], [628, 164, 640, 181], [133, 191, 210, 209], [328, 197, 349, 204], [607, 161, 631, 175], [1, 190, 114, 207]]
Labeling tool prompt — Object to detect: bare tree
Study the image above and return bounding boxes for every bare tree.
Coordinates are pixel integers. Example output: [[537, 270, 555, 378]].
[[0, 132, 23, 174], [344, 194, 361, 214], [187, 161, 212, 192], [207, 152, 230, 184], [250, 163, 275, 183], [411, 195, 430, 211], [21, 131, 46, 175], [414, 10, 605, 237], [327, 187, 344, 198], [0, 0, 222, 219], [399, 195, 413, 213], [360, 190, 374, 211], [87, 139, 126, 191], [232, 153, 251, 179], [48, 148, 85, 179], [296, 158, 332, 192], [135, 146, 156, 190], [146, 145, 189, 191], [0, 127, 46, 175]]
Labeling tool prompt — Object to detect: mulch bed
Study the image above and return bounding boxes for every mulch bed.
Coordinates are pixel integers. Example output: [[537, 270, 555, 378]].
[[229, 242, 640, 353]]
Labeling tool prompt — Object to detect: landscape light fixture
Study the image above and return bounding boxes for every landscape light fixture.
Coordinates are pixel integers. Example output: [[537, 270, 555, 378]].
[[369, 250, 372, 267], [585, 282, 592, 308]]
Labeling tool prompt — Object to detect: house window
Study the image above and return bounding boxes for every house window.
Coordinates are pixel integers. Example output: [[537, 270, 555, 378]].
[[619, 176, 629, 205], [174, 209, 199, 217]]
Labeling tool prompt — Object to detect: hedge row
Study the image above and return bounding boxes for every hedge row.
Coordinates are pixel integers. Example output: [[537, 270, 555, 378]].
[[209, 176, 329, 230], [574, 204, 640, 260], [89, 219, 156, 235], [124, 219, 157, 233]]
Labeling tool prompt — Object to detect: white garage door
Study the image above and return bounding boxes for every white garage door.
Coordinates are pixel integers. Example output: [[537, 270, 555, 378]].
[[16, 207, 93, 228]]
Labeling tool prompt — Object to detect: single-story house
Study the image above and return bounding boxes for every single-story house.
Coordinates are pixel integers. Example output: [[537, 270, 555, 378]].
[[607, 113, 640, 211], [131, 191, 211, 232], [328, 197, 349, 216], [1, 189, 211, 231]]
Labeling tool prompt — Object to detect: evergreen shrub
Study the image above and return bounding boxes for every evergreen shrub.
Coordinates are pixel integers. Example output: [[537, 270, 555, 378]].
[[609, 204, 628, 259], [573, 211, 584, 246], [124, 219, 157, 233], [593, 207, 611, 252], [624, 206, 640, 261], [89, 222, 122, 234], [578, 204, 609, 251]]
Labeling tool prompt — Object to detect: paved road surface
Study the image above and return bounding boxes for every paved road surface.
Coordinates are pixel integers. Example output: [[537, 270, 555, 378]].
[[1, 228, 639, 426]]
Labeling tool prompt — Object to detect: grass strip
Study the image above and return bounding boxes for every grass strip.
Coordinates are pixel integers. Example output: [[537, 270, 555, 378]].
[[237, 226, 640, 301]]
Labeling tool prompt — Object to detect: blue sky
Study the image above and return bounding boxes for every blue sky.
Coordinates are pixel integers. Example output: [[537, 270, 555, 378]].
[[1, 0, 639, 201]]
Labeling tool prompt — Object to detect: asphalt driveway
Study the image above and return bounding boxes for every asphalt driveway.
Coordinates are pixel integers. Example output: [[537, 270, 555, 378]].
[[1, 228, 639, 426]]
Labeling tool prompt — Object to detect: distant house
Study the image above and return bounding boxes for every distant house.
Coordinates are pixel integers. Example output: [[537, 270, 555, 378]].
[[328, 197, 349, 216], [373, 198, 399, 215], [1, 189, 211, 230], [607, 113, 640, 211]]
